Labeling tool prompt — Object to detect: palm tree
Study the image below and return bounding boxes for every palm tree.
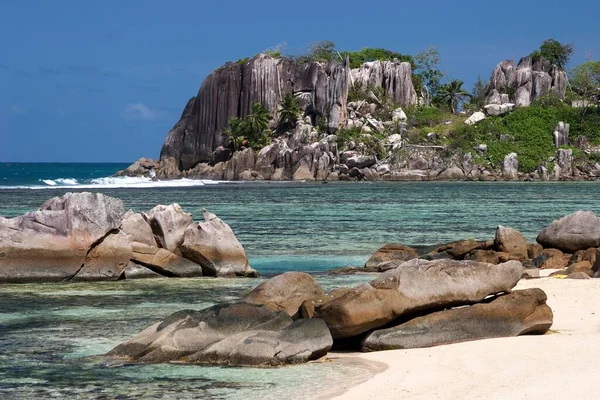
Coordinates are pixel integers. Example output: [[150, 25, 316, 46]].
[[437, 79, 471, 113], [246, 103, 270, 136], [278, 94, 301, 131]]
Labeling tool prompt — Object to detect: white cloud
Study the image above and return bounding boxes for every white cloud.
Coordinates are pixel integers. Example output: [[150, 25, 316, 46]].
[[122, 103, 161, 121]]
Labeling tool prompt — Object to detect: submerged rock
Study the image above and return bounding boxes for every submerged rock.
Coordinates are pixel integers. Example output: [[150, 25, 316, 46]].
[[107, 302, 333, 367], [362, 288, 553, 351]]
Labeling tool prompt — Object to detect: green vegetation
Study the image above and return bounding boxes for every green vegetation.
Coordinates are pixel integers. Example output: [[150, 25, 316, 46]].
[[414, 46, 444, 96], [277, 94, 301, 132], [530, 38, 574, 68], [436, 80, 470, 114], [448, 104, 600, 172], [569, 60, 600, 106], [224, 103, 271, 150], [340, 48, 414, 69]]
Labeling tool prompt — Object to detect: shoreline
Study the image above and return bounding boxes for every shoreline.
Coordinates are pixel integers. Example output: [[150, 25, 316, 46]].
[[323, 273, 600, 400]]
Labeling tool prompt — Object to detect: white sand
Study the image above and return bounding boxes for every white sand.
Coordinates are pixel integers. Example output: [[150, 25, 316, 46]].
[[327, 276, 600, 400]]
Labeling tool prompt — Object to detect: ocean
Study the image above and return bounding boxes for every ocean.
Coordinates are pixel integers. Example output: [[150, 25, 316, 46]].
[[2, 162, 600, 399]]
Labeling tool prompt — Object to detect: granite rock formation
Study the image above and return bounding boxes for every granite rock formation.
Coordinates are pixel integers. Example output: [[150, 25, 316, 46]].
[[0, 192, 256, 283], [107, 302, 333, 367], [485, 56, 567, 107], [362, 288, 553, 351]]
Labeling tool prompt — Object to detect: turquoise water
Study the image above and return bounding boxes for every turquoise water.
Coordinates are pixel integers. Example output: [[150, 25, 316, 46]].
[[3, 164, 600, 398]]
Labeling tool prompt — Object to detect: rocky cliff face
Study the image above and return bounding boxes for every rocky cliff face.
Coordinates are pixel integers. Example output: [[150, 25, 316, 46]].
[[485, 56, 567, 107], [350, 60, 417, 106], [160, 55, 352, 170], [159, 54, 420, 171]]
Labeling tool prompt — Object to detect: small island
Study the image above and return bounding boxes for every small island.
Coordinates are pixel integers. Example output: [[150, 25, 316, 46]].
[[118, 39, 600, 183]]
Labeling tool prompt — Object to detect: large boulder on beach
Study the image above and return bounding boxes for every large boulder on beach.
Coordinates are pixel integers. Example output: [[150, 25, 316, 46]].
[[181, 209, 254, 277], [362, 288, 553, 351], [107, 302, 333, 367], [315, 259, 523, 338], [243, 272, 325, 316], [0, 192, 124, 283], [364, 244, 419, 269], [537, 211, 600, 253], [145, 204, 193, 254]]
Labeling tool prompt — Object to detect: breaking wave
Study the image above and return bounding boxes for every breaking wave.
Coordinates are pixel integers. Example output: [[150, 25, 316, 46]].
[[0, 176, 223, 190]]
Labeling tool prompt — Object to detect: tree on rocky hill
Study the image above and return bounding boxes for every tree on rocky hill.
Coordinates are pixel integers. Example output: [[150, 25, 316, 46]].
[[277, 94, 301, 132], [569, 60, 600, 107], [437, 79, 470, 114], [531, 39, 574, 69]]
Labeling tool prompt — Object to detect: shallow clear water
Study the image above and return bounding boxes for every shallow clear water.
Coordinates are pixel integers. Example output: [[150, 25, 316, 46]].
[[2, 176, 600, 399]]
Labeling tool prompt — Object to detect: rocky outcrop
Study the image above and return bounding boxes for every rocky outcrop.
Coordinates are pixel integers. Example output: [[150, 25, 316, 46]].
[[553, 122, 570, 147], [364, 243, 419, 269], [537, 211, 600, 252], [485, 56, 567, 108], [107, 302, 333, 367], [350, 60, 418, 106], [362, 288, 553, 351], [180, 210, 254, 277], [159, 54, 350, 170], [0, 192, 124, 283], [502, 153, 519, 180], [0, 193, 255, 283], [243, 272, 325, 316], [315, 259, 523, 338], [495, 225, 528, 260]]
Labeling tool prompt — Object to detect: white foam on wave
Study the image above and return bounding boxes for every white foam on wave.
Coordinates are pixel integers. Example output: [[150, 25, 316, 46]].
[[0, 176, 224, 190]]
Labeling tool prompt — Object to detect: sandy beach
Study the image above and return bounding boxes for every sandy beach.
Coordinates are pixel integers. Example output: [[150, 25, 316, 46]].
[[326, 275, 600, 400]]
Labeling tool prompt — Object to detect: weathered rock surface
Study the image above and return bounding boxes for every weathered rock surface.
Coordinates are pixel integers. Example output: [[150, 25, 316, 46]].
[[107, 302, 333, 367], [0, 193, 253, 283], [0, 192, 124, 283], [131, 243, 204, 277], [495, 225, 528, 260], [364, 244, 419, 269], [181, 209, 253, 277], [502, 153, 519, 180], [315, 259, 523, 338], [537, 211, 600, 252], [350, 60, 418, 106], [160, 54, 350, 170], [145, 204, 193, 254], [485, 56, 567, 108], [243, 272, 325, 316], [362, 288, 553, 351]]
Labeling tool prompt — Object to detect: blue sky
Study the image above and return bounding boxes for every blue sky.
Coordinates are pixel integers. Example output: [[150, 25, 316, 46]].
[[1, 0, 598, 162]]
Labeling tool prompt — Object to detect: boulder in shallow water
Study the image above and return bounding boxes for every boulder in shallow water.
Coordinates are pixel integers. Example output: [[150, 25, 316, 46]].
[[131, 243, 203, 277], [315, 259, 523, 338], [537, 211, 600, 253], [0, 192, 124, 283], [243, 272, 325, 316], [107, 302, 333, 366], [73, 231, 132, 281], [362, 288, 553, 351], [181, 209, 253, 277], [145, 204, 193, 254]]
